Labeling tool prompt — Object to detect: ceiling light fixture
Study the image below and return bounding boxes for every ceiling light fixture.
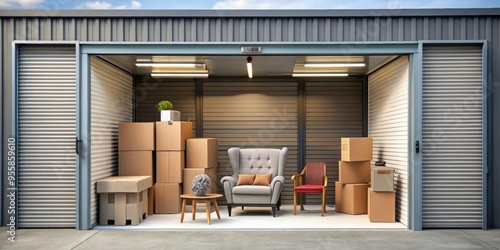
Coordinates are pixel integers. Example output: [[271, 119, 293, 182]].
[[292, 73, 349, 77], [151, 73, 209, 78], [247, 56, 253, 79], [136, 63, 205, 68], [304, 63, 366, 67]]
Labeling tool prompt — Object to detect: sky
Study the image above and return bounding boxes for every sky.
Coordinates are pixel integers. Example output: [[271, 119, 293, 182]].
[[0, 0, 499, 10]]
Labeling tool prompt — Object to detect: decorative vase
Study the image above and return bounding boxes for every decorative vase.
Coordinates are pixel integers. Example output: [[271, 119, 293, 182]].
[[191, 174, 211, 196]]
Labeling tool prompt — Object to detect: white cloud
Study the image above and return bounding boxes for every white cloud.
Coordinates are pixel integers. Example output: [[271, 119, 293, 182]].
[[76, 0, 142, 9], [0, 0, 44, 8]]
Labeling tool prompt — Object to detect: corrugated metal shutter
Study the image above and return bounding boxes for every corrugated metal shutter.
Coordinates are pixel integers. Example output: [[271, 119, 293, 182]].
[[135, 77, 196, 134], [90, 57, 133, 226], [305, 79, 363, 205], [203, 80, 298, 204], [368, 56, 409, 225], [17, 45, 76, 228], [422, 45, 483, 228]]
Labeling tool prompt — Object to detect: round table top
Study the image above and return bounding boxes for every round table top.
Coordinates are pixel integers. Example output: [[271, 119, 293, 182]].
[[180, 193, 223, 199]]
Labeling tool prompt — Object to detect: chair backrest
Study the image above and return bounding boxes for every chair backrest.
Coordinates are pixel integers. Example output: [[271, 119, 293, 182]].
[[305, 162, 326, 185], [228, 147, 288, 179]]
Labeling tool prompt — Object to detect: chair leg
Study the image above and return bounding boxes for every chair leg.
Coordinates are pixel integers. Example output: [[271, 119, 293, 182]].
[[272, 206, 277, 217], [227, 205, 232, 217], [293, 191, 297, 215], [300, 193, 304, 211], [321, 190, 326, 216]]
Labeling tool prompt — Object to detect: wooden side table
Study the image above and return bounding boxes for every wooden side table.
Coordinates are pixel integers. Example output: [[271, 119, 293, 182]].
[[180, 193, 223, 225]]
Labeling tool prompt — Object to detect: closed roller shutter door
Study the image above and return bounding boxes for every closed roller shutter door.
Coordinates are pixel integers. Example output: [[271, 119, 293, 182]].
[[368, 56, 409, 225], [90, 57, 133, 226], [17, 45, 76, 228], [203, 80, 298, 204], [305, 79, 363, 205], [135, 77, 196, 130], [422, 45, 483, 228]]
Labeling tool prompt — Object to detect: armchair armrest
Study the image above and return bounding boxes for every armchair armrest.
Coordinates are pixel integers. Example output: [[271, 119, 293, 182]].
[[221, 176, 237, 203], [323, 174, 328, 187], [270, 176, 285, 205]]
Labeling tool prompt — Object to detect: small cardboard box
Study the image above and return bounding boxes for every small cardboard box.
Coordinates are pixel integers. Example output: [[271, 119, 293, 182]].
[[186, 138, 219, 168], [118, 151, 153, 177], [335, 182, 369, 215], [118, 122, 155, 151], [183, 168, 218, 195], [156, 151, 185, 183], [156, 121, 193, 151], [96, 176, 152, 226], [338, 161, 371, 184], [155, 183, 182, 214], [368, 188, 396, 222], [371, 166, 395, 192], [341, 137, 373, 162]]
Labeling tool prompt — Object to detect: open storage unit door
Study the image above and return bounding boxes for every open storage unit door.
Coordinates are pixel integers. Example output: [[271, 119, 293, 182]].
[[17, 45, 77, 228], [422, 45, 484, 228]]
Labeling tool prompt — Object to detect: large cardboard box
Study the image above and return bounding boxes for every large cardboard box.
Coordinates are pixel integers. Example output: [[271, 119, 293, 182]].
[[118, 151, 153, 177], [118, 122, 155, 151], [183, 168, 218, 195], [341, 137, 373, 162], [96, 176, 152, 225], [186, 138, 219, 168], [335, 182, 369, 215], [156, 151, 185, 183], [338, 161, 371, 184], [155, 183, 182, 214], [371, 166, 395, 192], [156, 121, 193, 151], [368, 188, 396, 222], [147, 187, 154, 215]]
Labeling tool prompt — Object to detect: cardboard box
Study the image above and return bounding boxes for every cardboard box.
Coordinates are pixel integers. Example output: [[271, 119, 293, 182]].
[[156, 151, 185, 183], [147, 187, 154, 215], [368, 188, 396, 222], [156, 121, 193, 151], [118, 151, 153, 177], [155, 183, 182, 214], [338, 161, 371, 184], [96, 176, 152, 226], [335, 182, 369, 215], [371, 166, 395, 192], [183, 168, 218, 195], [341, 137, 373, 162], [186, 138, 219, 168], [118, 122, 155, 151]]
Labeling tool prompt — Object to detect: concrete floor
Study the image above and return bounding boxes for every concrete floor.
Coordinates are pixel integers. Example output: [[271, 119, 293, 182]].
[[0, 228, 499, 250]]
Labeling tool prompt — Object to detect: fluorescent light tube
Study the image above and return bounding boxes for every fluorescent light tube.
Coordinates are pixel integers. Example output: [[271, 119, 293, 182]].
[[304, 63, 365, 67], [292, 73, 349, 77], [151, 73, 209, 78], [246, 57, 253, 78], [136, 63, 203, 67]]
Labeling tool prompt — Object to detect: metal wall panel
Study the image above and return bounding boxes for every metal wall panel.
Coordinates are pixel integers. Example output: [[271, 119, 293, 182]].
[[368, 56, 409, 226], [17, 45, 76, 228], [422, 45, 483, 228], [89, 57, 133, 226], [305, 79, 364, 205], [202, 80, 298, 204]]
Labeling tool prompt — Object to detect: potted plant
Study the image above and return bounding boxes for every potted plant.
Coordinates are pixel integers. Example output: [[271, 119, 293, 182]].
[[156, 100, 180, 122]]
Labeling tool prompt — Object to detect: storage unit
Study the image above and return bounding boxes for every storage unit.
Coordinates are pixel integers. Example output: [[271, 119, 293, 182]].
[[368, 188, 396, 222], [335, 182, 369, 215], [96, 176, 152, 226]]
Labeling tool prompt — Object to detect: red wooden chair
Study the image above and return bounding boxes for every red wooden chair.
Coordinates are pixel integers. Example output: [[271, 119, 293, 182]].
[[291, 162, 328, 216]]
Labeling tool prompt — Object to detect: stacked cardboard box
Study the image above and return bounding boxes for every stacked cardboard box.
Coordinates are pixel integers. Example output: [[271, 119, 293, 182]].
[[96, 176, 152, 226], [335, 137, 372, 215], [184, 138, 219, 195], [118, 122, 155, 215], [155, 121, 192, 214], [368, 167, 396, 222]]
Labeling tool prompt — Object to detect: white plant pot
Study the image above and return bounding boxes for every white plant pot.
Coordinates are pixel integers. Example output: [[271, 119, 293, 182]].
[[160, 110, 180, 122]]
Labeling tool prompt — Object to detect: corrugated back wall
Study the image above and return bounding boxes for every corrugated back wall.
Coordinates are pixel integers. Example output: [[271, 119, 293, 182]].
[[305, 79, 363, 205], [17, 45, 76, 228], [368, 56, 409, 226], [90, 57, 133, 226], [422, 45, 483, 228], [202, 80, 298, 204]]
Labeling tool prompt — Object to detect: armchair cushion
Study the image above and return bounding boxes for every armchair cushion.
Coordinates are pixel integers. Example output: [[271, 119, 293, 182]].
[[233, 185, 271, 195], [237, 174, 256, 186], [253, 173, 272, 186]]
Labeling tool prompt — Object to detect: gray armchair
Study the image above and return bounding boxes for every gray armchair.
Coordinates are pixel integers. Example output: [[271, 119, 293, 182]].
[[220, 147, 288, 217]]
